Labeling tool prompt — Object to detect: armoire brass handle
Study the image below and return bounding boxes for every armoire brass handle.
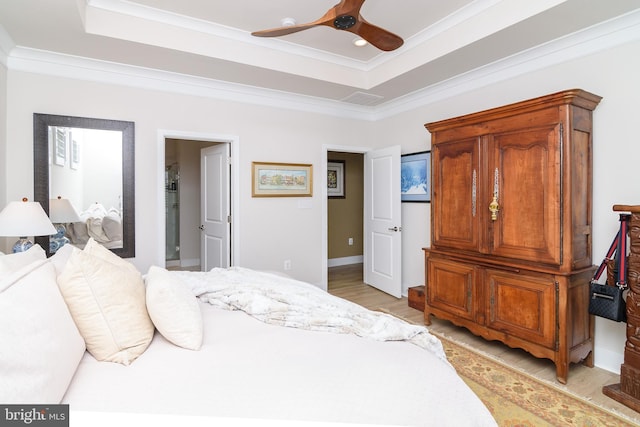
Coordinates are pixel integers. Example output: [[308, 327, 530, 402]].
[[489, 195, 499, 221]]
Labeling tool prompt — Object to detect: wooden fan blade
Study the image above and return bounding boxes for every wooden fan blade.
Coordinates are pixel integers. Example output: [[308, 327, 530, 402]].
[[350, 19, 404, 51], [332, 0, 366, 16], [252, 22, 319, 38]]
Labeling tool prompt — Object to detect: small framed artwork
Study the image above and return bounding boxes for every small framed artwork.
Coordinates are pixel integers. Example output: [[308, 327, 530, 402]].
[[53, 126, 67, 166], [327, 160, 345, 198], [401, 151, 431, 202], [252, 161, 313, 197]]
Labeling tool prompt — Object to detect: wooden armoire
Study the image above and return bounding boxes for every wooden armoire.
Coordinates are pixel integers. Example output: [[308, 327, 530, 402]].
[[423, 89, 601, 384]]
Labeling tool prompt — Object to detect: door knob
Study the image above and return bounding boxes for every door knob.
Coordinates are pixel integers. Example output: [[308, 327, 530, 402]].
[[388, 226, 401, 232], [198, 225, 205, 231]]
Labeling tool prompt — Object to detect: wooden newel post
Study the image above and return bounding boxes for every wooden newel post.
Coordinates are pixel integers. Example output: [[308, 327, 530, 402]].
[[603, 204, 640, 411]]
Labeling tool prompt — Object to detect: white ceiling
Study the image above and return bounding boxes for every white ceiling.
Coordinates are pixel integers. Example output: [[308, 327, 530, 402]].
[[1, 0, 639, 108]]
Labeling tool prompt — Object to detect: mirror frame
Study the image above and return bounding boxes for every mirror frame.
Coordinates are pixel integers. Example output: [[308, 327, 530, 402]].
[[33, 113, 135, 258]]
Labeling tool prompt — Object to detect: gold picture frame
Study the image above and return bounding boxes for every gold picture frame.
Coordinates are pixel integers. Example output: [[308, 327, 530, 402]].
[[252, 162, 313, 197]]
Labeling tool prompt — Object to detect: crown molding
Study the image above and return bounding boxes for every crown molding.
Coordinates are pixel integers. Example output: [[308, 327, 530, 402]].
[[4, 9, 640, 122], [371, 8, 640, 120], [7, 46, 375, 120]]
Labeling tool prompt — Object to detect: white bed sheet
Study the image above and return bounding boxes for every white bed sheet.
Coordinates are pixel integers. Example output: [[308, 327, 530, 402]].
[[63, 302, 496, 426]]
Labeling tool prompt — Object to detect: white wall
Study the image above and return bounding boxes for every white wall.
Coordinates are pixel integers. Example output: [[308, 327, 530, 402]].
[[3, 71, 371, 287], [2, 38, 639, 374]]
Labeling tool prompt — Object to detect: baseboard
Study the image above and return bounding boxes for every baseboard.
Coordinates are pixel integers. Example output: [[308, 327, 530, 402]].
[[180, 258, 200, 268], [328, 256, 363, 267], [166, 258, 200, 268]]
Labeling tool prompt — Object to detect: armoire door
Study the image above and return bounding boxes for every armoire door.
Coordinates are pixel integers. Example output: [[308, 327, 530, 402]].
[[487, 124, 562, 265], [427, 257, 476, 322], [485, 269, 557, 350], [431, 138, 482, 252]]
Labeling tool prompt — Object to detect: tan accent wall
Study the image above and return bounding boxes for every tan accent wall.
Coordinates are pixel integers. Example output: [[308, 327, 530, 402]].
[[328, 152, 363, 260]]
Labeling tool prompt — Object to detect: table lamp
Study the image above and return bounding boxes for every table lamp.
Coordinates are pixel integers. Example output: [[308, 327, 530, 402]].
[[0, 197, 57, 253], [49, 196, 81, 252]]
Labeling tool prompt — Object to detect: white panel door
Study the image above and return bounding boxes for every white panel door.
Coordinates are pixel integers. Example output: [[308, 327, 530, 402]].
[[200, 144, 230, 271], [364, 145, 402, 297]]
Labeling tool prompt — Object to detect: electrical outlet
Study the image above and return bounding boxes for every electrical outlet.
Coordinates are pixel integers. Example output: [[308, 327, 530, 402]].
[[284, 260, 292, 270], [348, 238, 354, 246]]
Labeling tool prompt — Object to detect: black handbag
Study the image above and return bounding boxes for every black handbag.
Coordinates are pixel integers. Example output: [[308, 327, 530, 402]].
[[589, 214, 629, 322]]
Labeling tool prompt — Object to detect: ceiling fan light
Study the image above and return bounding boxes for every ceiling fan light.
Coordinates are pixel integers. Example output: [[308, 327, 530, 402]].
[[353, 38, 368, 47], [281, 17, 296, 27]]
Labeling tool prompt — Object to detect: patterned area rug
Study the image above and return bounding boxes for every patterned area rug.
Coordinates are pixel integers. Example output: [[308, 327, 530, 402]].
[[374, 308, 638, 426], [437, 333, 637, 427]]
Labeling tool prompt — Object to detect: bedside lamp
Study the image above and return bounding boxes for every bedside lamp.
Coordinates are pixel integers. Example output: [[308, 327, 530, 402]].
[[0, 197, 57, 253], [49, 196, 81, 252]]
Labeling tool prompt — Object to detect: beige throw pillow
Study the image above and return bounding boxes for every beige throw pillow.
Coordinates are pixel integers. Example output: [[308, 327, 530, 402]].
[[145, 266, 203, 350], [57, 243, 153, 365], [83, 237, 137, 272]]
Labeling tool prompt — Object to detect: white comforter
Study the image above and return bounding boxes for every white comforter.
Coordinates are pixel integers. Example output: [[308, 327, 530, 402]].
[[172, 267, 448, 365], [64, 268, 497, 426]]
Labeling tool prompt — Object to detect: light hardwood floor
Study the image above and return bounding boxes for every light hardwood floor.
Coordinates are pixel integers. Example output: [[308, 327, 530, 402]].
[[328, 263, 640, 424]]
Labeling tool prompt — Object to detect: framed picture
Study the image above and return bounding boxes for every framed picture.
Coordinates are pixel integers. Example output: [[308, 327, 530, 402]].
[[401, 151, 431, 202], [252, 161, 313, 197], [327, 160, 345, 198]]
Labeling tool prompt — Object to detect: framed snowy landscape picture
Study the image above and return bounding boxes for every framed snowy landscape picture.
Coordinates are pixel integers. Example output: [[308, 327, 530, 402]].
[[401, 151, 430, 202]]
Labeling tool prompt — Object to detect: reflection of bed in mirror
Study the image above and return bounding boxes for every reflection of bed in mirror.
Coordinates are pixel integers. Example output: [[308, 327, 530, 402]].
[[65, 203, 123, 250]]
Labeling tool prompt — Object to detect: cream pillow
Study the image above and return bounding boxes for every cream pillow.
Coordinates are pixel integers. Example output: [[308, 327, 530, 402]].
[[83, 237, 138, 273], [102, 211, 123, 241], [145, 266, 203, 350], [67, 221, 89, 244], [0, 260, 85, 403], [57, 245, 153, 365]]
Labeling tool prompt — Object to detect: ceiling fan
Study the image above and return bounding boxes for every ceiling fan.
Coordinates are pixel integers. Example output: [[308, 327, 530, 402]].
[[251, 0, 404, 52]]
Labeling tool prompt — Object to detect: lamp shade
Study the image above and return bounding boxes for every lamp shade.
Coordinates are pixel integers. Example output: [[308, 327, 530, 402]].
[[0, 198, 57, 237], [49, 197, 81, 223]]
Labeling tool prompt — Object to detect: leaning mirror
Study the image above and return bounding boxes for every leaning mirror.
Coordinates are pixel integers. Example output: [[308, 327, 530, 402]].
[[33, 113, 135, 258]]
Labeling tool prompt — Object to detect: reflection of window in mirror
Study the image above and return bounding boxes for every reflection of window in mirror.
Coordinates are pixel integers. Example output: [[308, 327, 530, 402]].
[[48, 126, 124, 252], [53, 127, 67, 166]]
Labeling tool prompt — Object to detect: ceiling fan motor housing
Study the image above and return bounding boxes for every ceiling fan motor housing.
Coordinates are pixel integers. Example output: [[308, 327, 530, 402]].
[[334, 15, 357, 30]]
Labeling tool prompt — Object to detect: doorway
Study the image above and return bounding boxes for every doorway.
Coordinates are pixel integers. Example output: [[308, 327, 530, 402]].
[[165, 138, 218, 269], [160, 132, 238, 271], [323, 145, 402, 297], [327, 151, 364, 291]]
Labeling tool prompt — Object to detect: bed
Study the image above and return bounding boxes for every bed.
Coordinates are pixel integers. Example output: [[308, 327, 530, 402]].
[[65, 203, 123, 249], [0, 240, 497, 426]]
